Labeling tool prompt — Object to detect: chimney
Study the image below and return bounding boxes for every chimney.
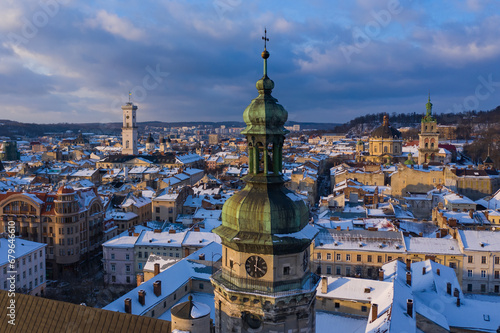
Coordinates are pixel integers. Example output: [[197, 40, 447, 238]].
[[371, 304, 378, 322], [128, 229, 133, 236], [169, 229, 176, 234], [346, 227, 349, 231], [136, 273, 144, 287], [422, 267, 426, 275], [321, 277, 328, 294], [407, 299, 413, 318], [436, 231, 441, 238], [154, 263, 160, 276], [378, 268, 384, 281], [154, 229, 161, 233], [153, 280, 161, 297], [406, 272, 412, 286], [456, 297, 460, 307], [436, 268, 440, 276], [406, 259, 411, 271], [199, 253, 205, 261], [447, 282, 452, 295], [193, 226, 200, 232], [138, 290, 146, 306], [453, 288, 459, 297], [124, 298, 132, 313], [336, 226, 341, 231], [468, 210, 473, 218]]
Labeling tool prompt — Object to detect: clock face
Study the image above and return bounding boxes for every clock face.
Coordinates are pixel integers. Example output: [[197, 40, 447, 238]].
[[245, 255, 267, 278], [303, 249, 309, 271]]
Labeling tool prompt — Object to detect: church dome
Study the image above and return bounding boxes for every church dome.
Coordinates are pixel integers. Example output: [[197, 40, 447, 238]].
[[371, 115, 401, 139], [146, 134, 155, 143]]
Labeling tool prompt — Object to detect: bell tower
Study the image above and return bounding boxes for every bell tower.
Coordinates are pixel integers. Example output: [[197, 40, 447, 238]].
[[418, 94, 439, 164], [122, 96, 138, 155], [211, 30, 319, 333]]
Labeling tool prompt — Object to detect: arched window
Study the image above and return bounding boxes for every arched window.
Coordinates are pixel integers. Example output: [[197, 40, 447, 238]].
[[425, 143, 428, 148], [126, 141, 129, 148], [431, 143, 434, 148]]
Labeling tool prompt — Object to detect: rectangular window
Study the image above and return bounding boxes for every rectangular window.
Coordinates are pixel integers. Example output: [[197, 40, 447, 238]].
[[468, 270, 473, 277], [29, 268, 32, 276], [126, 254, 130, 260], [345, 266, 351, 276], [111, 254, 115, 260], [377, 256, 382, 263], [495, 271, 499, 279], [138, 263, 142, 270], [361, 306, 367, 312], [468, 256, 473, 264], [199, 283, 204, 290], [326, 266, 332, 275], [334, 302, 340, 308], [481, 270, 486, 278], [336, 266, 341, 275], [126, 265, 130, 272], [482, 256, 487, 264], [387, 256, 392, 262], [357, 254, 362, 262], [144, 252, 148, 258], [316, 253, 322, 260], [111, 276, 116, 282], [126, 276, 130, 283], [138, 252, 142, 258], [111, 264, 116, 272], [367, 255, 372, 263], [283, 266, 290, 275], [495, 257, 499, 265], [175, 253, 179, 258], [346, 254, 351, 261], [467, 284, 473, 292], [449, 262, 457, 269], [326, 253, 332, 260], [481, 284, 486, 292], [336, 253, 341, 261]]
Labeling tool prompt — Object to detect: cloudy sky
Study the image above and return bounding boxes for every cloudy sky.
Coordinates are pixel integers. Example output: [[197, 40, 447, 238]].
[[1, 0, 499, 124]]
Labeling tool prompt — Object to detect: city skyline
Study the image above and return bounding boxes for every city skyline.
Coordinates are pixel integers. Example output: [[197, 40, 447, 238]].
[[1, 0, 499, 124]]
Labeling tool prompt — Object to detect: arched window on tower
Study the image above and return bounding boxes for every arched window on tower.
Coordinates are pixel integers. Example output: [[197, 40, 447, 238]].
[[126, 141, 129, 149]]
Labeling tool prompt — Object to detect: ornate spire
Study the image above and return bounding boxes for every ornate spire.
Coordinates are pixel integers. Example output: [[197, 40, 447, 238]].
[[426, 92, 433, 117]]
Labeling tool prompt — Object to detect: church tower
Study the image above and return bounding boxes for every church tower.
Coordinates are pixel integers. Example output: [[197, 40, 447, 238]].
[[418, 95, 439, 164], [122, 100, 138, 155], [211, 31, 319, 333]]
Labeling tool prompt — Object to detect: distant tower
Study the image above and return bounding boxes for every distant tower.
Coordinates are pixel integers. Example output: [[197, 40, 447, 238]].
[[159, 135, 167, 153], [122, 98, 138, 155], [145, 133, 155, 152], [212, 30, 319, 333], [418, 95, 439, 164]]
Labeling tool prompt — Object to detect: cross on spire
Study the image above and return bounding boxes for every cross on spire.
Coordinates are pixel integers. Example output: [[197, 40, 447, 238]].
[[262, 28, 269, 49]]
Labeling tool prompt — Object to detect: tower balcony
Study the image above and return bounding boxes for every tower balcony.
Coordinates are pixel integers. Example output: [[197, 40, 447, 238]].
[[211, 269, 320, 298]]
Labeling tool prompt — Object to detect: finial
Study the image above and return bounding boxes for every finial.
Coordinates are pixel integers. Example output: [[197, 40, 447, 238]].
[[129, 91, 132, 103], [261, 28, 270, 76], [262, 28, 269, 50]]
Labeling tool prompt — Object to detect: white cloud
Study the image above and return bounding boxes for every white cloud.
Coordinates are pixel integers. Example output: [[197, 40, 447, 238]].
[[85, 10, 145, 41]]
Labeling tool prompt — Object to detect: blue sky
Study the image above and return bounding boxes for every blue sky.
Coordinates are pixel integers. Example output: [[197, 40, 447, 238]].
[[0, 0, 499, 124]]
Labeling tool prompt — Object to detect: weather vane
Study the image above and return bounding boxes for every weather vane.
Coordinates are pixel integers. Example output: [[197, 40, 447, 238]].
[[262, 28, 269, 49]]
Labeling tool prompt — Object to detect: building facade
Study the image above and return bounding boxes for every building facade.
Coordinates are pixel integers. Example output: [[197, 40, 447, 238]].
[[0, 187, 104, 278]]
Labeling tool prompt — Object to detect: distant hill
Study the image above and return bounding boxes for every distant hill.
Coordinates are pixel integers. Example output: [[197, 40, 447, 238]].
[[0, 120, 341, 139], [333, 106, 500, 136]]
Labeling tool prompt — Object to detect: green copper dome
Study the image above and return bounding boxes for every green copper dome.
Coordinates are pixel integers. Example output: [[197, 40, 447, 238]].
[[213, 46, 311, 255]]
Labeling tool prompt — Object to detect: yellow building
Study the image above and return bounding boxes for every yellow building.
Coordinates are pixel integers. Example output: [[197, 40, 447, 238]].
[[366, 115, 404, 164], [313, 229, 464, 285]]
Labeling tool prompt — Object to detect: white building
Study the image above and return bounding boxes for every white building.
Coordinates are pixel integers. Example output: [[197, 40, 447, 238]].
[[0, 237, 46, 296]]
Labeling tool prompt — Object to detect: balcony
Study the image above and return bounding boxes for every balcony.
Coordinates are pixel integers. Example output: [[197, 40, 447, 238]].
[[211, 270, 320, 297]]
